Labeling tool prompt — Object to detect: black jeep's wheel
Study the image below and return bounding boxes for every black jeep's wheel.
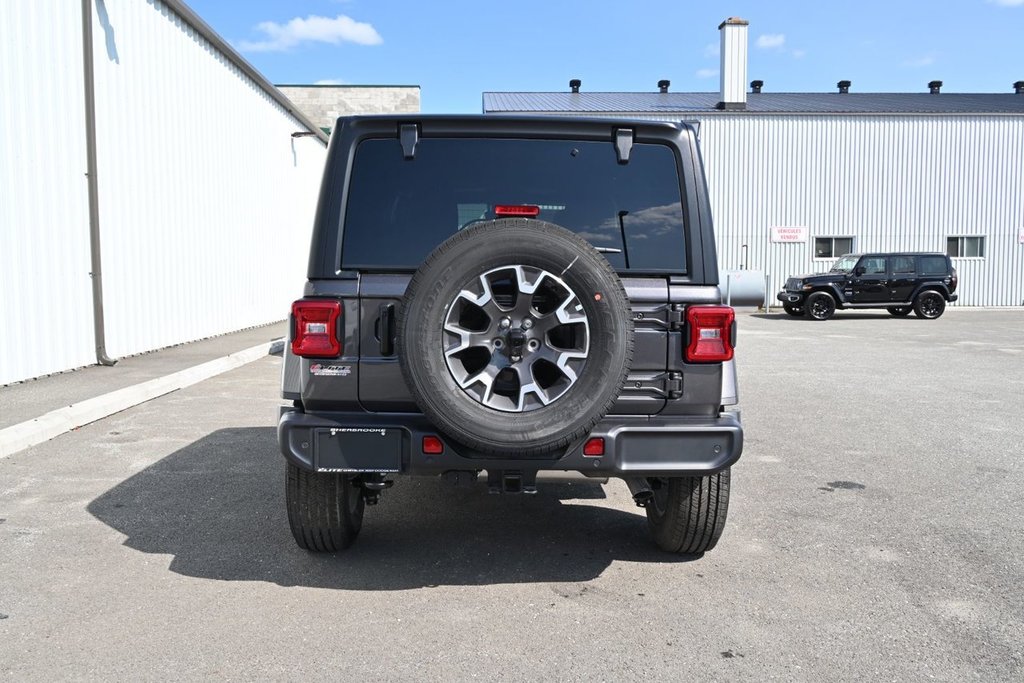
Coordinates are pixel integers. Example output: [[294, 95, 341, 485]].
[[397, 218, 634, 456], [913, 291, 946, 319], [646, 470, 731, 554], [887, 306, 912, 317], [286, 462, 364, 552], [804, 292, 836, 321], [783, 303, 804, 317]]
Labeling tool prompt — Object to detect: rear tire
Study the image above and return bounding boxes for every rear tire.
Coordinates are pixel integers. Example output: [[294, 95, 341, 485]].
[[887, 306, 912, 317], [913, 291, 946, 319], [804, 292, 836, 320], [783, 304, 804, 317], [646, 470, 731, 554], [286, 462, 364, 552]]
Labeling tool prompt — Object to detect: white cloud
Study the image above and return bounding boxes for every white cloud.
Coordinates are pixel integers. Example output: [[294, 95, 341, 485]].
[[791, 49, 806, 59], [703, 42, 720, 58], [239, 14, 382, 52], [695, 68, 719, 79], [314, 79, 347, 85], [903, 54, 936, 68], [756, 33, 786, 49], [988, 0, 1024, 6]]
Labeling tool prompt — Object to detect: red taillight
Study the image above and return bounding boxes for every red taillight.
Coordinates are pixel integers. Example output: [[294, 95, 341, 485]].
[[291, 299, 342, 358], [951, 268, 958, 292], [685, 305, 735, 363], [583, 437, 605, 456], [494, 204, 540, 217], [422, 436, 444, 454]]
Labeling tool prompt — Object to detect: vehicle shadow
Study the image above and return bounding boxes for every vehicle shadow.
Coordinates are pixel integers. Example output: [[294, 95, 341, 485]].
[[87, 428, 696, 590], [751, 312, 910, 321]]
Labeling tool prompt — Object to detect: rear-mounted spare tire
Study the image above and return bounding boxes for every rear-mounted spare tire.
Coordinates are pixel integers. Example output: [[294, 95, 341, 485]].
[[397, 218, 634, 456]]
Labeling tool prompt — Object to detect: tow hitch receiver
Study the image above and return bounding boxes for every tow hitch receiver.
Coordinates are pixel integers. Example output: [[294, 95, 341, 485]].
[[487, 470, 537, 494], [359, 474, 394, 505]]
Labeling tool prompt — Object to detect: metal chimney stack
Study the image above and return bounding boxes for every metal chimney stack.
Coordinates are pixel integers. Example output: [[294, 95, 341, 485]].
[[717, 17, 749, 110]]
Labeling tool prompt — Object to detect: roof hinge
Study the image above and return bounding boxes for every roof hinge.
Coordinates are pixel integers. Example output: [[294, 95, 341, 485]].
[[399, 123, 419, 159], [614, 128, 634, 164]]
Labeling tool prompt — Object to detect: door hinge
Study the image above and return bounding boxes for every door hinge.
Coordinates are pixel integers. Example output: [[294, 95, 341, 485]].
[[667, 372, 683, 399], [668, 304, 685, 330]]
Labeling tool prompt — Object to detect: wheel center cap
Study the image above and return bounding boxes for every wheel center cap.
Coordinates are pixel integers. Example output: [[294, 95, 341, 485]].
[[506, 327, 526, 362]]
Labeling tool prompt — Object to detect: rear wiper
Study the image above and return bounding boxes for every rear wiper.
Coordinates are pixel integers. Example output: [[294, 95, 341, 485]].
[[594, 247, 622, 254]]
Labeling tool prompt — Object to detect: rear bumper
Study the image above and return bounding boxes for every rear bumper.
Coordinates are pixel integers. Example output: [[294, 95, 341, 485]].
[[278, 408, 743, 478]]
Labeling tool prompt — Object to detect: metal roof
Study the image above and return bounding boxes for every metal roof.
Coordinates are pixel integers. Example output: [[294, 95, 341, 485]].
[[483, 92, 1024, 115], [164, 0, 328, 143]]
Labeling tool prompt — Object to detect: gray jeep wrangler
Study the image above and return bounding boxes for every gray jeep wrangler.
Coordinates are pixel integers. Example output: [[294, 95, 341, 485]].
[[278, 116, 742, 554]]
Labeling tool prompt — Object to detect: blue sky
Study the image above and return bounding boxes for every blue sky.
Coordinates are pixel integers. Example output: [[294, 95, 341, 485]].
[[188, 0, 1024, 113]]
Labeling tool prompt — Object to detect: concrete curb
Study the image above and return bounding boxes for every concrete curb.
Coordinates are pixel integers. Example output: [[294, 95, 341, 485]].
[[0, 340, 277, 459]]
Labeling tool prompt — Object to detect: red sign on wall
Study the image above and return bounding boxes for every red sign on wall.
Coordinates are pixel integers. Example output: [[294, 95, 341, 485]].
[[771, 226, 808, 243]]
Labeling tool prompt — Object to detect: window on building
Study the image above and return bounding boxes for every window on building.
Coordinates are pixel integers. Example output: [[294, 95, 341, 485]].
[[947, 236, 985, 258], [814, 237, 854, 258]]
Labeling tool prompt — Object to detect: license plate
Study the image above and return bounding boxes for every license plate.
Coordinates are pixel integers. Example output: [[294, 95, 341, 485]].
[[313, 427, 403, 473]]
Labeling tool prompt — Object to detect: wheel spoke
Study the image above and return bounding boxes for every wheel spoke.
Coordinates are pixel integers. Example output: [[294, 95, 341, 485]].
[[442, 264, 591, 413]]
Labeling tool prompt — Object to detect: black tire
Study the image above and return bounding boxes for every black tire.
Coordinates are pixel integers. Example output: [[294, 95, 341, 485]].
[[804, 291, 836, 320], [285, 462, 364, 552], [646, 470, 731, 554], [887, 306, 912, 317], [913, 290, 946, 319], [397, 218, 634, 456], [783, 303, 804, 317]]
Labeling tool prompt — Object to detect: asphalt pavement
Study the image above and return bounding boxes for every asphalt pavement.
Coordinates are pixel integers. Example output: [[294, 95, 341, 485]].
[[1, 309, 1022, 681]]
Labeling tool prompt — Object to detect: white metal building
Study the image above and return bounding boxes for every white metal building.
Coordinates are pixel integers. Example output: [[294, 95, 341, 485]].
[[483, 19, 1024, 307], [0, 0, 329, 385]]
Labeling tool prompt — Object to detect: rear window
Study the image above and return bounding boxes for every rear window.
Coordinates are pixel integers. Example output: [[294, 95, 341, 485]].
[[920, 255, 948, 275], [341, 138, 687, 272]]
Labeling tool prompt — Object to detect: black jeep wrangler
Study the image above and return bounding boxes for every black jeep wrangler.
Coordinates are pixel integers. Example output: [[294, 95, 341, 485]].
[[278, 116, 742, 554], [777, 252, 958, 320]]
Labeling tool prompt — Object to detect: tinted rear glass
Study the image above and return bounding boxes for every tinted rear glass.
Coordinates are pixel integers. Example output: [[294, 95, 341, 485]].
[[341, 138, 687, 272], [920, 255, 948, 275]]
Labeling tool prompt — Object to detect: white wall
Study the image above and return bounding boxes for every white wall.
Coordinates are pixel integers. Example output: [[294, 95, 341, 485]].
[[0, 0, 327, 384], [0, 0, 97, 383], [697, 115, 1024, 306], [90, 0, 326, 358]]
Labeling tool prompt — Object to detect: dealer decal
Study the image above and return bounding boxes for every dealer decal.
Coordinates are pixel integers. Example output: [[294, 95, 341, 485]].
[[309, 363, 351, 377]]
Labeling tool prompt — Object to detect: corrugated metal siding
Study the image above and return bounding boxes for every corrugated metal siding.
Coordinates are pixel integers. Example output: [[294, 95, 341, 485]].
[[483, 109, 1024, 306], [0, 0, 96, 385], [694, 115, 1024, 306], [1, 0, 327, 384], [91, 0, 325, 358]]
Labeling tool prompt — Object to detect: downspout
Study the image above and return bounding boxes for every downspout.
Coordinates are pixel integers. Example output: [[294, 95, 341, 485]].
[[81, 0, 116, 366]]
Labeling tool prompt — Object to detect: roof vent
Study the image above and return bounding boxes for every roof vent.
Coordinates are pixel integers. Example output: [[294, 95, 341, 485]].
[[750, 79, 764, 94], [928, 80, 943, 94], [837, 80, 851, 94], [569, 79, 581, 94], [658, 79, 670, 93], [1014, 81, 1024, 95]]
